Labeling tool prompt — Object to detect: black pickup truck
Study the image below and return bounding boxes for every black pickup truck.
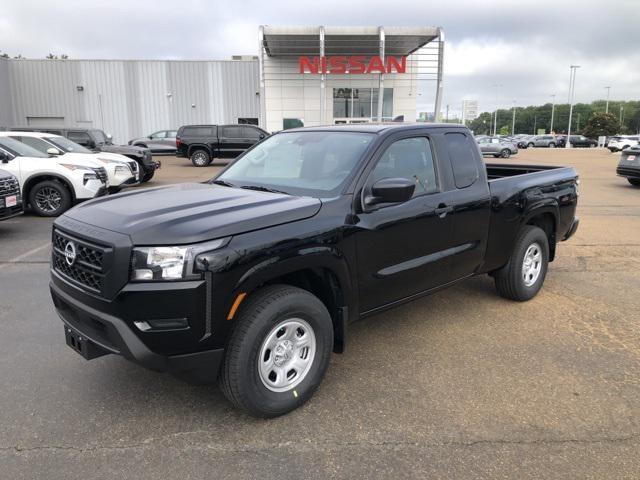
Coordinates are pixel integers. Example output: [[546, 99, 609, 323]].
[[176, 124, 269, 167], [50, 124, 579, 417]]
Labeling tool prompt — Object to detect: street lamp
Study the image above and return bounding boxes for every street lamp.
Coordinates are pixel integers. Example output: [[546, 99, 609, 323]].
[[550, 94, 556, 133], [565, 65, 580, 149], [492, 83, 502, 136], [511, 100, 516, 135], [605, 86, 611, 113]]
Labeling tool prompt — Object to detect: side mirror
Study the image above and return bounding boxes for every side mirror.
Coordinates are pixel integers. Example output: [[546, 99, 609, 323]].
[[106, 134, 113, 143], [365, 178, 415, 207], [46, 147, 61, 156], [0, 152, 8, 163], [259, 133, 266, 139]]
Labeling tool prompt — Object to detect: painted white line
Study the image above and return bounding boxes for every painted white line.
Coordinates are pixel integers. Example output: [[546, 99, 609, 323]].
[[9, 242, 51, 263]]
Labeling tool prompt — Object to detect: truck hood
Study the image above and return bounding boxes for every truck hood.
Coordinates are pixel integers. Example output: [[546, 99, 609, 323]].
[[98, 144, 148, 157], [64, 183, 322, 245], [91, 152, 132, 164]]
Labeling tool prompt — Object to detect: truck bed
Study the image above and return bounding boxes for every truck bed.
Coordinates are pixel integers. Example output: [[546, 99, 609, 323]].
[[485, 163, 569, 180]]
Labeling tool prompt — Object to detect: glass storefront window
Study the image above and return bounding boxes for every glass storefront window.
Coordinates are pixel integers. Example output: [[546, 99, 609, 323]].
[[332, 88, 393, 120]]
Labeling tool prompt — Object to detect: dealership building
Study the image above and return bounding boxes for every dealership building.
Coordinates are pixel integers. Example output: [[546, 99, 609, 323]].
[[0, 26, 444, 143]]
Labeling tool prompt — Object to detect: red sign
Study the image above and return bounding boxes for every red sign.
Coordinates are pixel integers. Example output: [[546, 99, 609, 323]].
[[299, 56, 406, 74]]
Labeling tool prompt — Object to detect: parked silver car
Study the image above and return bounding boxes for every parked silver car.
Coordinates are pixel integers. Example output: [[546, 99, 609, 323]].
[[129, 130, 177, 154], [527, 135, 559, 148], [477, 136, 518, 158]]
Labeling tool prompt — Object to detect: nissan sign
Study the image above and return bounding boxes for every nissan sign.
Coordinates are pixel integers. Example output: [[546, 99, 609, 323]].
[[299, 55, 407, 75]]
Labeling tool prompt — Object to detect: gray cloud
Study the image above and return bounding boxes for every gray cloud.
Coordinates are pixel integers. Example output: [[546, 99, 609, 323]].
[[1, 0, 638, 115]]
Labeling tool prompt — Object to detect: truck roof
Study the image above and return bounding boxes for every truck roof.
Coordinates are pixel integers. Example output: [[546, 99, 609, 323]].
[[284, 123, 469, 134]]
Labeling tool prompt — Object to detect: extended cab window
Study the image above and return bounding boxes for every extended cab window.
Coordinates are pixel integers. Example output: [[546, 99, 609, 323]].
[[68, 131, 92, 146], [370, 137, 437, 197], [184, 127, 214, 136], [223, 126, 243, 138], [446, 132, 479, 189], [242, 127, 263, 140]]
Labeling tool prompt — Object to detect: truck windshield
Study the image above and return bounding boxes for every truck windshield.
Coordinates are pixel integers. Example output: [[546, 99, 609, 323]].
[[216, 131, 374, 197], [0, 137, 48, 158]]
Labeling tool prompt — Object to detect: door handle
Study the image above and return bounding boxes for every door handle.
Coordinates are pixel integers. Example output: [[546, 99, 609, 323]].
[[434, 203, 454, 218]]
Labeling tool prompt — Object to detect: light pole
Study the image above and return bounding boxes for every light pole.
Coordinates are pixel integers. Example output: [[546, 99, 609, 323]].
[[620, 105, 624, 125], [511, 100, 516, 135], [492, 83, 502, 136], [565, 65, 580, 149], [550, 94, 556, 133], [605, 86, 611, 113], [533, 115, 537, 135]]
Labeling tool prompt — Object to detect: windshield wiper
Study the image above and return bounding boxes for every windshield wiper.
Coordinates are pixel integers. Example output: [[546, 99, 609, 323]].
[[239, 184, 289, 195], [211, 179, 236, 188]]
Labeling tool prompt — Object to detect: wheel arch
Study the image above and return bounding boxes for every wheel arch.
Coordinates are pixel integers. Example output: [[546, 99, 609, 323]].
[[523, 209, 558, 261], [230, 253, 355, 354], [23, 173, 76, 203], [188, 144, 212, 157]]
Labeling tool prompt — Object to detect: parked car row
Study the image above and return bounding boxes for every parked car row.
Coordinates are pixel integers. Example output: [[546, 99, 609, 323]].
[[476, 136, 518, 158]]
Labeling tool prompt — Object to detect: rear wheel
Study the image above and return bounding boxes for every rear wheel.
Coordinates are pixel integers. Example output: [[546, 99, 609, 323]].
[[29, 180, 72, 217], [500, 149, 511, 158], [219, 285, 333, 417], [494, 225, 549, 301], [141, 169, 155, 182], [190, 149, 211, 167], [628, 178, 640, 187], [527, 142, 535, 148], [548, 142, 556, 148]]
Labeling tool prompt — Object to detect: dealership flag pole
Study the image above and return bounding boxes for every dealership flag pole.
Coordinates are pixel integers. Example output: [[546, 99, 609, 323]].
[[319, 26, 325, 125]]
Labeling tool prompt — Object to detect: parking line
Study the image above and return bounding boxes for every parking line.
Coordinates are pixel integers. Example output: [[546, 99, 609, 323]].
[[8, 242, 51, 263]]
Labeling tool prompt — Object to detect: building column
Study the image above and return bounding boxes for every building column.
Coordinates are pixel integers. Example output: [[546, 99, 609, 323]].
[[319, 26, 325, 125], [258, 25, 266, 129], [434, 28, 445, 122], [377, 26, 385, 122]]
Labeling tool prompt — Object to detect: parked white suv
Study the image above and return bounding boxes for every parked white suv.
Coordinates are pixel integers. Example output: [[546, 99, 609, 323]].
[[1, 131, 138, 192], [0, 136, 107, 216], [608, 135, 640, 152]]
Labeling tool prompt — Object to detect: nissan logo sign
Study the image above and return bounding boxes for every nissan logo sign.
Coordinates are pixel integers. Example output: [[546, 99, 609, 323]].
[[64, 241, 77, 266]]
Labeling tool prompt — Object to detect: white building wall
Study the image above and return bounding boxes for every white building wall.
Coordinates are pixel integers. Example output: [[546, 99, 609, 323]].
[[262, 55, 420, 132]]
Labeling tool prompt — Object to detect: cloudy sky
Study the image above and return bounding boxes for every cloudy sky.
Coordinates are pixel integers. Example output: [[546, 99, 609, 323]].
[[1, 0, 638, 116]]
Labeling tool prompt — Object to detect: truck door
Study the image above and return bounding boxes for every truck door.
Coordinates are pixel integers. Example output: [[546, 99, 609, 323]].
[[438, 131, 491, 280], [355, 134, 457, 313], [218, 125, 245, 158]]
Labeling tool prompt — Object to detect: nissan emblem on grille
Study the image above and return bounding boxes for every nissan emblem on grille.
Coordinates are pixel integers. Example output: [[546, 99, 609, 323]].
[[64, 241, 77, 266]]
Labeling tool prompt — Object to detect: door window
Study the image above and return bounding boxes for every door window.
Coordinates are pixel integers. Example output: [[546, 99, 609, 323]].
[[67, 131, 92, 146], [242, 127, 263, 140], [369, 137, 437, 198], [222, 126, 243, 138], [150, 131, 166, 139], [10, 136, 52, 155], [445, 132, 479, 189], [166, 130, 177, 138]]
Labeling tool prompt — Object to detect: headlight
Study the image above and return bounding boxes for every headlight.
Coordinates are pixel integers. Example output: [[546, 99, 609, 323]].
[[130, 238, 229, 281], [60, 163, 91, 171], [114, 165, 130, 174], [98, 157, 124, 165]]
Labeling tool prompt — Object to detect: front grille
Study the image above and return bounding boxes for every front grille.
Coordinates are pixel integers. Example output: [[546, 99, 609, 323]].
[[617, 166, 640, 177], [92, 167, 108, 184], [127, 161, 138, 173], [0, 176, 19, 196], [52, 230, 111, 294]]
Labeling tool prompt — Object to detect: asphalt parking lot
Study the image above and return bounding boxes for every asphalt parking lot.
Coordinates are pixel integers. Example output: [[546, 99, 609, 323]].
[[1, 148, 639, 479]]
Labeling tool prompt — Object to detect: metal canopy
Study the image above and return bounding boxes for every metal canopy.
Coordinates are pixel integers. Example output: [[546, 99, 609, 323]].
[[261, 26, 440, 57]]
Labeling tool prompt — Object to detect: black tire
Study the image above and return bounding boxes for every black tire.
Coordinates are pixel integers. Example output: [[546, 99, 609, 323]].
[[527, 142, 535, 148], [494, 225, 549, 301], [141, 169, 155, 183], [500, 149, 511, 158], [190, 149, 211, 167], [493, 154, 500, 158], [548, 142, 556, 148], [219, 285, 333, 418], [628, 178, 640, 187], [28, 180, 72, 217]]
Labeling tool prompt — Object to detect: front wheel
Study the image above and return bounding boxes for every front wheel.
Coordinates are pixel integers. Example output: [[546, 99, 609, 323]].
[[141, 169, 155, 182], [500, 149, 511, 158], [628, 178, 640, 187], [527, 142, 535, 148], [494, 225, 549, 301], [219, 285, 333, 417], [29, 180, 72, 217], [548, 142, 556, 148]]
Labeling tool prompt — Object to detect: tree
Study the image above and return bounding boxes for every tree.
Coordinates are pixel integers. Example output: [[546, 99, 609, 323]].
[[582, 112, 620, 138], [46, 53, 69, 59], [499, 125, 510, 135]]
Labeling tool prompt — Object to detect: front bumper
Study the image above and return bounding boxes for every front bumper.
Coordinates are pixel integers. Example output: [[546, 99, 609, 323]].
[[50, 279, 224, 378], [617, 166, 640, 179], [563, 217, 579, 241]]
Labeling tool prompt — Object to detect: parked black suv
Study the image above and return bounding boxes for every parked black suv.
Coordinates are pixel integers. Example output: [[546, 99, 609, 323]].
[[8, 127, 159, 182], [50, 124, 579, 417], [176, 124, 269, 167], [0, 169, 22, 221]]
